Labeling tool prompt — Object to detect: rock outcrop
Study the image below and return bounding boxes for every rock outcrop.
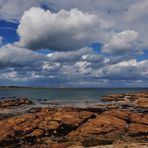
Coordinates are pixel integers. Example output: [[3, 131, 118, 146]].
[[0, 98, 32, 108], [0, 107, 95, 147], [0, 91, 148, 147]]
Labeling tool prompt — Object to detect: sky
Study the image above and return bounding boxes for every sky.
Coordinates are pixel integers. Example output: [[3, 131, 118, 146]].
[[0, 0, 148, 87]]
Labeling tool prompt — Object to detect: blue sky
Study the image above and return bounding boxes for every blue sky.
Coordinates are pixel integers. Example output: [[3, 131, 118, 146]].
[[0, 0, 148, 87], [0, 20, 18, 44]]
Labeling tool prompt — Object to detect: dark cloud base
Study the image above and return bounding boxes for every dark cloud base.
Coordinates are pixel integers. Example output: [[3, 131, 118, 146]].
[[0, 45, 147, 87]]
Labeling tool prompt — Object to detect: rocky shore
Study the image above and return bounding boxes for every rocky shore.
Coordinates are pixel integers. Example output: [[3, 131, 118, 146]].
[[0, 91, 148, 148], [0, 98, 32, 108]]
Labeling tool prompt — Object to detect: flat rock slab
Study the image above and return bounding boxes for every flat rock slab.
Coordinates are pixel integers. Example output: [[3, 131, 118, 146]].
[[0, 108, 95, 144], [67, 114, 127, 141]]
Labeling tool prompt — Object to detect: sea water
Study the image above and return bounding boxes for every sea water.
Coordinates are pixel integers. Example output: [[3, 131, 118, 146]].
[[0, 88, 147, 103]]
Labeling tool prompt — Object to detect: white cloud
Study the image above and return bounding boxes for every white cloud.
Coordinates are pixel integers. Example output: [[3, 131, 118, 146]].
[[0, 0, 132, 22], [0, 0, 41, 22], [0, 44, 45, 66], [125, 0, 148, 22], [47, 47, 92, 62], [17, 7, 113, 51], [102, 59, 148, 80], [0, 0, 146, 52], [0, 44, 147, 87], [102, 30, 139, 54], [0, 1, 148, 87]]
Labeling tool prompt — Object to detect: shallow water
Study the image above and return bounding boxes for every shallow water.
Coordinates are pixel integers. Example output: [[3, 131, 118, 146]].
[[0, 88, 147, 103]]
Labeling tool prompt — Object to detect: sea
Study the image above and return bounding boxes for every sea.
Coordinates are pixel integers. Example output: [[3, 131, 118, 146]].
[[0, 88, 148, 103]]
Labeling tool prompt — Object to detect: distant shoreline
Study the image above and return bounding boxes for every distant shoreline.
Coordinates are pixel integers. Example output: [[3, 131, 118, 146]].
[[0, 86, 148, 89]]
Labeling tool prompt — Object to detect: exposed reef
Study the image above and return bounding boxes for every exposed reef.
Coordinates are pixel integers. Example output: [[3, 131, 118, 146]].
[[0, 91, 147, 147]]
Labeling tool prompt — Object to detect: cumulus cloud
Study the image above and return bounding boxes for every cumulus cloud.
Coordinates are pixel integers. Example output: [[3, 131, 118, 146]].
[[101, 59, 148, 81], [0, 0, 145, 52], [47, 47, 92, 62], [0, 0, 41, 22], [0, 1, 148, 87], [125, 0, 148, 22], [0, 0, 132, 22], [102, 30, 139, 54], [17, 7, 113, 51], [0, 43, 147, 87], [0, 44, 46, 67]]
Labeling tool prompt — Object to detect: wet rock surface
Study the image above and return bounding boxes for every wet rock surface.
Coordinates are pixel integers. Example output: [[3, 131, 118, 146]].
[[0, 91, 147, 147], [0, 98, 32, 108]]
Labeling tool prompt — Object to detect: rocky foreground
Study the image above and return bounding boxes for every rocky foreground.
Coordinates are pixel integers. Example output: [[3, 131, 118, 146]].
[[0, 91, 148, 148]]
